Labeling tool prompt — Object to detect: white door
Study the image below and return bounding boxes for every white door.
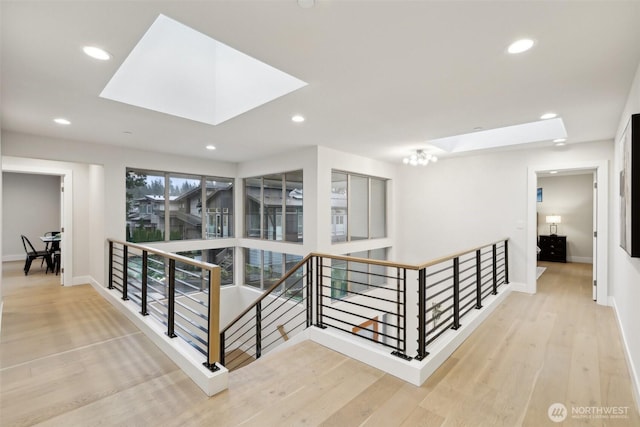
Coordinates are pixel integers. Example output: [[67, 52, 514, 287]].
[[592, 175, 597, 300], [59, 177, 64, 285]]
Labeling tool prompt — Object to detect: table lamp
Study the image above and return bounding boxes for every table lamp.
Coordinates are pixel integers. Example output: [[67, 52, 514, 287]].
[[546, 215, 561, 235]]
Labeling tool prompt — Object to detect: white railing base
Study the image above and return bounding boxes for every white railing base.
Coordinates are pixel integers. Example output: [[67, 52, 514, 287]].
[[305, 283, 513, 386], [91, 281, 228, 397]]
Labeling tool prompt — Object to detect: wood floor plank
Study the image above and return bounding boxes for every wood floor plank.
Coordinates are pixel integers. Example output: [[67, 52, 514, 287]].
[[2, 260, 639, 426]]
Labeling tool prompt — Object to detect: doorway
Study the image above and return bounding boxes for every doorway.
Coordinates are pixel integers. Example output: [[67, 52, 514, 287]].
[[527, 160, 608, 306], [535, 170, 596, 300], [1, 159, 73, 287]]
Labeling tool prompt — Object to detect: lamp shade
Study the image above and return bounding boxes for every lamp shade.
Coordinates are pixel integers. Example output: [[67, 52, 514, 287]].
[[546, 215, 562, 224]]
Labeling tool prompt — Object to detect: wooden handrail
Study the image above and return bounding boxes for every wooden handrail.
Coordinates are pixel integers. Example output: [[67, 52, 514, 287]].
[[109, 238, 221, 368], [413, 237, 509, 270], [108, 238, 219, 272], [220, 238, 509, 332], [309, 237, 509, 271], [221, 254, 312, 334]]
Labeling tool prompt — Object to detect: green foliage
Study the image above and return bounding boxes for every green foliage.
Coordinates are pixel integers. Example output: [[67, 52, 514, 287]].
[[128, 228, 163, 243], [126, 171, 147, 213]]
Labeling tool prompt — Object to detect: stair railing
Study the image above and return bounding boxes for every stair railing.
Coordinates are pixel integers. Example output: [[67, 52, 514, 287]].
[[220, 256, 313, 370], [108, 239, 221, 371], [220, 238, 509, 371]]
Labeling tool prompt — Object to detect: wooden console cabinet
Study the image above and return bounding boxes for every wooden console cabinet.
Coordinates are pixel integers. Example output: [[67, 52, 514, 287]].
[[538, 235, 567, 263]]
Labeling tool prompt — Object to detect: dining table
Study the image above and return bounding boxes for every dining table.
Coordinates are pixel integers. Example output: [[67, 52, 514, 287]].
[[40, 234, 61, 275]]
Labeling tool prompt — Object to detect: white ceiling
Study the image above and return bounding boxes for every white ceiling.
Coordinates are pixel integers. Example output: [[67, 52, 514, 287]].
[[2, 1, 640, 164]]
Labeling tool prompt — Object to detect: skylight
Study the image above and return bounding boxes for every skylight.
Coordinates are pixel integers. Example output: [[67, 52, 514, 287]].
[[100, 14, 307, 125], [428, 118, 567, 153]]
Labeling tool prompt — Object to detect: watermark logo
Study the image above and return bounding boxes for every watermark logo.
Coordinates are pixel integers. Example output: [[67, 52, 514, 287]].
[[548, 403, 567, 423], [548, 403, 630, 422]]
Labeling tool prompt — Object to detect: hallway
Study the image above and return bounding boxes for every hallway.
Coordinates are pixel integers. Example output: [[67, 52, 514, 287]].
[[1, 261, 638, 426]]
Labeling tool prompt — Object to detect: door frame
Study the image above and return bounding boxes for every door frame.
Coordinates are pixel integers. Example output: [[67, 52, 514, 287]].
[[2, 157, 73, 287], [527, 160, 609, 306]]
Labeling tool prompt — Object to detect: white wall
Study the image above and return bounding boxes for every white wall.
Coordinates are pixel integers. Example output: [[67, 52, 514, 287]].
[[2, 172, 61, 260], [1, 131, 237, 287], [395, 140, 613, 287], [610, 61, 640, 408], [537, 174, 594, 263]]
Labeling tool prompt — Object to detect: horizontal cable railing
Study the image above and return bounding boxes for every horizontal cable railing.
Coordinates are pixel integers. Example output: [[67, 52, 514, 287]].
[[108, 237, 509, 373], [220, 238, 509, 371], [108, 239, 221, 371], [416, 239, 509, 360], [220, 257, 312, 370], [315, 255, 409, 359]]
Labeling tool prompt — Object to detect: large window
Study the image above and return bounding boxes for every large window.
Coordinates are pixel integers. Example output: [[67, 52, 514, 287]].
[[177, 248, 234, 286], [244, 249, 302, 292], [331, 171, 387, 243], [126, 169, 233, 242], [331, 248, 388, 299], [244, 170, 303, 242]]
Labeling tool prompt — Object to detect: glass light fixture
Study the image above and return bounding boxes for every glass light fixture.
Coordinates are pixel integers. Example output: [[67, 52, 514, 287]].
[[402, 150, 437, 166]]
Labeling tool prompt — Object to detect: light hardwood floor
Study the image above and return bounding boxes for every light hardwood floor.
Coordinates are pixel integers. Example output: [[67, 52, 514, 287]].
[[1, 261, 638, 426]]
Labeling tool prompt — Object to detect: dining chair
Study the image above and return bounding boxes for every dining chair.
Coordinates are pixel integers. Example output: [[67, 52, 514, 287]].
[[21, 235, 53, 275], [41, 230, 60, 267]]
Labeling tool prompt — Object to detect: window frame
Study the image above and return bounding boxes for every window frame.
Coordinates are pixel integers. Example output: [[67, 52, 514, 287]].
[[126, 168, 234, 243]]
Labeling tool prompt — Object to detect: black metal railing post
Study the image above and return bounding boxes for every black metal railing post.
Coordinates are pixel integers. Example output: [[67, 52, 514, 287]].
[[140, 250, 148, 316], [492, 244, 498, 295], [108, 241, 114, 289], [306, 258, 313, 328], [504, 240, 510, 284], [219, 330, 226, 366], [416, 267, 427, 360], [452, 257, 460, 330], [256, 301, 262, 359], [475, 249, 483, 309], [167, 259, 177, 338], [401, 268, 407, 354], [122, 245, 129, 301], [316, 256, 325, 328]]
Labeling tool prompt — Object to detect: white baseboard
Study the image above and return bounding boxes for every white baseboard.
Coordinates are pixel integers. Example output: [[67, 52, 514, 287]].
[[2, 254, 24, 262], [71, 275, 94, 286], [508, 281, 534, 294], [567, 256, 593, 264], [610, 297, 640, 414]]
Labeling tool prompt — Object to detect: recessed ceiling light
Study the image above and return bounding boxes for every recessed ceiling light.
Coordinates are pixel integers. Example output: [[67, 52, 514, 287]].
[[507, 38, 534, 54], [540, 112, 557, 120], [83, 46, 111, 61], [550, 170, 558, 174], [53, 118, 71, 125], [292, 115, 305, 123], [206, 145, 216, 150], [553, 138, 566, 146]]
